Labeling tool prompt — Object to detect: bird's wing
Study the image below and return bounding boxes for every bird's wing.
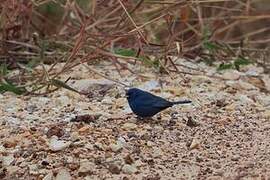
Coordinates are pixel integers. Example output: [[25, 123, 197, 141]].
[[138, 93, 172, 108], [152, 98, 172, 108]]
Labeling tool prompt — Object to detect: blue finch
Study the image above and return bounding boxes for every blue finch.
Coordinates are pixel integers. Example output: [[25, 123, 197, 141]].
[[126, 88, 191, 118]]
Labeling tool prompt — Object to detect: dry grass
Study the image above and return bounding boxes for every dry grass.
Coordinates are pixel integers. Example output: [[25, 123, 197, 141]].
[[0, 0, 269, 94]]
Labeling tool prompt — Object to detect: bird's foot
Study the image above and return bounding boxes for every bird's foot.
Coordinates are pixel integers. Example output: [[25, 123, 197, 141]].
[[136, 116, 153, 122]]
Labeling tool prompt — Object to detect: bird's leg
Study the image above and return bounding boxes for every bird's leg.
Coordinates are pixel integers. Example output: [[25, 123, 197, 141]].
[[136, 116, 145, 121], [136, 116, 153, 122]]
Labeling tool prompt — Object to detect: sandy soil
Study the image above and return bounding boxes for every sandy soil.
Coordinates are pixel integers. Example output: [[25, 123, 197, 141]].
[[0, 61, 269, 179]]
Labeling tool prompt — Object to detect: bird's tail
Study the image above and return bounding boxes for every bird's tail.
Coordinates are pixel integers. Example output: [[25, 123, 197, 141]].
[[172, 100, 192, 105]]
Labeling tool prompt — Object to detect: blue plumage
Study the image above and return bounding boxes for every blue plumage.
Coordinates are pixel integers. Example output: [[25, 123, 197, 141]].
[[126, 88, 191, 118]]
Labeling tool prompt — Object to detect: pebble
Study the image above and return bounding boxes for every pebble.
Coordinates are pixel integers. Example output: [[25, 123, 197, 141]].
[[256, 95, 270, 107], [101, 97, 113, 105], [38, 97, 51, 104], [78, 161, 94, 176], [72, 79, 114, 92], [152, 148, 163, 158], [55, 168, 72, 180], [122, 122, 137, 130], [108, 163, 121, 174], [66, 156, 74, 163], [146, 141, 155, 147], [237, 81, 256, 90], [28, 164, 38, 175], [262, 75, 270, 91], [117, 136, 126, 145], [139, 80, 159, 91], [110, 142, 123, 152], [43, 171, 54, 180], [223, 70, 241, 80], [263, 110, 270, 119], [49, 136, 71, 151], [189, 138, 200, 150], [244, 65, 264, 76], [122, 164, 137, 174], [6, 166, 20, 176], [0, 145, 6, 153], [70, 131, 80, 141], [237, 95, 254, 105], [94, 142, 105, 151], [55, 96, 70, 106], [231, 155, 240, 161], [2, 155, 15, 166]]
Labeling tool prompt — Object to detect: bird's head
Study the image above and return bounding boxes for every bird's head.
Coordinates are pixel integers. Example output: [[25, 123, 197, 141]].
[[126, 88, 141, 100]]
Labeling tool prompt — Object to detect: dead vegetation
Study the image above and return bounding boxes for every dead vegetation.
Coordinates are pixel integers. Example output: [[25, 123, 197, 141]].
[[0, 0, 269, 95]]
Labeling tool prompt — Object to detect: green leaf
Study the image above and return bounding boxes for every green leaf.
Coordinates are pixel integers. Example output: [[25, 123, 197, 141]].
[[0, 81, 26, 95], [217, 63, 234, 71], [17, 63, 34, 73], [50, 79, 80, 93], [0, 63, 8, 76], [202, 27, 218, 51], [203, 58, 215, 66], [115, 48, 137, 57], [234, 57, 251, 70], [203, 41, 218, 51]]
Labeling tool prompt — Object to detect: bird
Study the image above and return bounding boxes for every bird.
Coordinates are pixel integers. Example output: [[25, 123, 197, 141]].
[[126, 88, 192, 118]]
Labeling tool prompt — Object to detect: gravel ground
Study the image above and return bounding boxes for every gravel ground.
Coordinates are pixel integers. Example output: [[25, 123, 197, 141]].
[[0, 61, 269, 179]]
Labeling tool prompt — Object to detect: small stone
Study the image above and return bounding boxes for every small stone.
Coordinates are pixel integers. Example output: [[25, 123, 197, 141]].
[[70, 132, 80, 141], [6, 166, 20, 175], [189, 138, 200, 150], [134, 160, 143, 167], [256, 95, 270, 107], [237, 95, 254, 105], [108, 163, 121, 174], [117, 136, 126, 145], [124, 154, 134, 165], [78, 161, 94, 176], [101, 97, 113, 105], [0, 145, 6, 153], [138, 80, 159, 91], [78, 126, 90, 134], [29, 164, 38, 175], [186, 117, 199, 127], [122, 164, 137, 174], [46, 125, 65, 138], [146, 141, 155, 147], [244, 65, 264, 76], [66, 156, 74, 164], [3, 137, 18, 148], [122, 123, 137, 130], [38, 97, 51, 104], [43, 171, 54, 180], [55, 168, 72, 180], [152, 148, 163, 158], [237, 81, 256, 90], [231, 155, 240, 161], [110, 142, 123, 152], [262, 75, 270, 91], [49, 136, 71, 151], [223, 70, 241, 80], [263, 110, 270, 119], [94, 142, 105, 151], [2, 155, 15, 166], [71, 115, 100, 124], [71, 79, 114, 93], [56, 96, 70, 106], [225, 103, 236, 111], [85, 143, 94, 150]]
